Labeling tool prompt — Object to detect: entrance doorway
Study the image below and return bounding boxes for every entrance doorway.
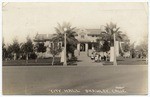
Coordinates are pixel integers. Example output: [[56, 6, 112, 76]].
[[80, 43, 85, 51]]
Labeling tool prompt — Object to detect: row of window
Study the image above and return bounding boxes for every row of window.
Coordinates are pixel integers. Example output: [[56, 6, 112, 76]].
[[49, 42, 62, 48], [77, 35, 100, 39]]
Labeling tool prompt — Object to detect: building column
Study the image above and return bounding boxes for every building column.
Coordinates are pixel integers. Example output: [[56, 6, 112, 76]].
[[77, 43, 80, 55], [85, 43, 89, 56], [92, 43, 94, 50], [49, 42, 52, 48]]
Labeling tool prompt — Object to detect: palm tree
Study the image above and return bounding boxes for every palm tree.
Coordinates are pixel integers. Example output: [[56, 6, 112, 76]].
[[102, 22, 125, 62], [96, 32, 110, 53], [53, 22, 78, 59], [97, 23, 124, 53], [104, 22, 123, 46]]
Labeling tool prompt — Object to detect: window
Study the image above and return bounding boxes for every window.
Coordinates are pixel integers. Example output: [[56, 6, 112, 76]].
[[88, 43, 92, 49], [50, 42, 53, 48], [58, 42, 62, 48]]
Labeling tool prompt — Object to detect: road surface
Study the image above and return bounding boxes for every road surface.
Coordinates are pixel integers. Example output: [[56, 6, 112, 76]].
[[3, 65, 148, 95]]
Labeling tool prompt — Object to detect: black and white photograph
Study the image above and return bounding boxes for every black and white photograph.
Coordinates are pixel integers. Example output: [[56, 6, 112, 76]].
[[2, 2, 148, 95]]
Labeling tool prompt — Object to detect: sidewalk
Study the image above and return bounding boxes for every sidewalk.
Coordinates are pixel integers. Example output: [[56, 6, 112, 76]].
[[77, 52, 103, 66]]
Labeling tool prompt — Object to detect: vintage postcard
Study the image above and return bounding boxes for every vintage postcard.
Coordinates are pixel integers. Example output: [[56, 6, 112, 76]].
[[2, 2, 148, 95]]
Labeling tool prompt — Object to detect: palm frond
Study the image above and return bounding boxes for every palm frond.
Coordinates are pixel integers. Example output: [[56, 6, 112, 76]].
[[70, 27, 76, 31], [115, 27, 120, 33], [57, 23, 64, 33], [66, 22, 71, 29], [55, 27, 61, 34]]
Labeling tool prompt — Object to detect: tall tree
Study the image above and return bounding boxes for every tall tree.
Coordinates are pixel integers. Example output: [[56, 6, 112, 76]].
[[11, 38, 20, 60], [96, 35, 110, 52], [34, 42, 46, 53], [141, 35, 148, 57], [123, 42, 130, 52], [54, 22, 78, 59], [104, 22, 123, 46], [49, 42, 62, 65], [102, 22, 126, 62], [2, 38, 7, 60], [20, 36, 34, 62], [135, 37, 148, 58], [12, 38, 20, 53], [101, 40, 110, 52], [7, 44, 13, 59], [96, 22, 126, 53]]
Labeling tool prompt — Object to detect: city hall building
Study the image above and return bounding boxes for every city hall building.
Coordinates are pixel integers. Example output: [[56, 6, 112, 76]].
[[33, 28, 122, 58]]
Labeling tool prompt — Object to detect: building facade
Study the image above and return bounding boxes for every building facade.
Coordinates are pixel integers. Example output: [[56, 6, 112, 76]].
[[33, 28, 126, 58], [33, 28, 103, 57]]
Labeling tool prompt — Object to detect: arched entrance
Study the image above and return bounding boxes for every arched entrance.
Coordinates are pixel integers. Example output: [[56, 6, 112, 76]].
[[80, 43, 85, 52]]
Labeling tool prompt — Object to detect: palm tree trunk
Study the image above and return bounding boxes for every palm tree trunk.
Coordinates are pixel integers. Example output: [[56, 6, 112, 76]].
[[110, 46, 114, 62]]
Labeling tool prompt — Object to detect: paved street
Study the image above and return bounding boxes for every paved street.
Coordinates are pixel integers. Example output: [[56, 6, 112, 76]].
[[3, 65, 147, 95]]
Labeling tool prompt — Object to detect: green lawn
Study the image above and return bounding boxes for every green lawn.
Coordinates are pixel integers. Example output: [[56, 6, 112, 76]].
[[3, 57, 62, 66], [3, 57, 78, 66], [3, 57, 147, 66], [103, 57, 147, 65]]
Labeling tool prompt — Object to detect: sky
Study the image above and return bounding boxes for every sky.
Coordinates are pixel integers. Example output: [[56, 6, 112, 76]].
[[2, 2, 148, 45]]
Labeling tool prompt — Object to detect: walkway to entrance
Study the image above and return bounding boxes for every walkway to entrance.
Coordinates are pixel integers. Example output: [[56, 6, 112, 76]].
[[77, 52, 103, 66]]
